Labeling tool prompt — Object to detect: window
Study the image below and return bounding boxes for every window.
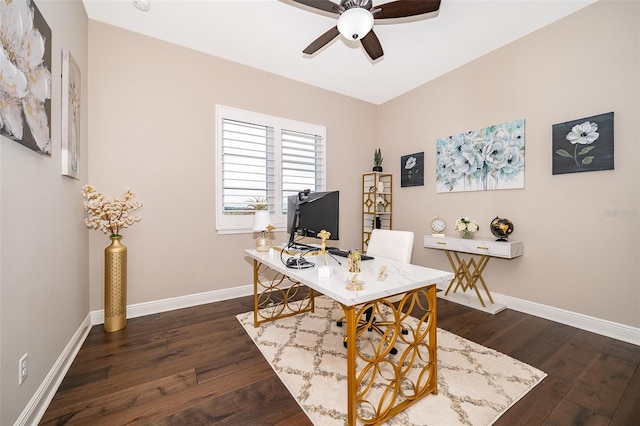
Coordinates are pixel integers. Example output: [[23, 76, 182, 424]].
[[216, 105, 326, 233]]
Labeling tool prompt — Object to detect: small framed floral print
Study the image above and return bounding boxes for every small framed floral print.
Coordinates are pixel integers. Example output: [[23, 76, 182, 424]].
[[401, 152, 424, 187], [552, 112, 614, 175], [61, 50, 81, 179]]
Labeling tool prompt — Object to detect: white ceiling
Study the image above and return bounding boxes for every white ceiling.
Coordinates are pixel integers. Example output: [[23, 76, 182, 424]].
[[81, 0, 595, 105]]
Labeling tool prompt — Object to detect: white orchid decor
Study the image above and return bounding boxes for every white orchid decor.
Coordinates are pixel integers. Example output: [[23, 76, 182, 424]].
[[455, 217, 479, 234], [81, 185, 143, 237], [405, 156, 419, 182], [0, 0, 52, 154]]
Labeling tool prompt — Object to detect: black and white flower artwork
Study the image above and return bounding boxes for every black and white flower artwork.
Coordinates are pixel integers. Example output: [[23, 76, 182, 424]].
[[552, 112, 614, 175], [401, 152, 424, 187]]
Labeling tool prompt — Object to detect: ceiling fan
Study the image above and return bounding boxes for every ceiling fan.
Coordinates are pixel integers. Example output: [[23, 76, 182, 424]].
[[290, 0, 441, 60]]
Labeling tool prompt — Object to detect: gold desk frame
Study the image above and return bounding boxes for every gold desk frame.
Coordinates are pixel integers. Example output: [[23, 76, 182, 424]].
[[253, 260, 315, 327], [252, 260, 438, 425]]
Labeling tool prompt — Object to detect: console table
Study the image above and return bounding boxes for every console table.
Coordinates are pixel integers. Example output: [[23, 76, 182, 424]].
[[245, 248, 453, 425], [423, 235, 523, 314]]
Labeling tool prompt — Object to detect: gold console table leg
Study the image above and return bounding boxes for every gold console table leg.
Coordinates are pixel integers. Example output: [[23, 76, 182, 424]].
[[444, 251, 494, 307]]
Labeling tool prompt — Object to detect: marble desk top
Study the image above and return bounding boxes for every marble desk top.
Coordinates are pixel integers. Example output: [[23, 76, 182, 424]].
[[245, 248, 454, 307]]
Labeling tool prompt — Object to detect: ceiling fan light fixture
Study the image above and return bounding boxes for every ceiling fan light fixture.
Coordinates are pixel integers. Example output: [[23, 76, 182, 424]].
[[337, 8, 374, 41]]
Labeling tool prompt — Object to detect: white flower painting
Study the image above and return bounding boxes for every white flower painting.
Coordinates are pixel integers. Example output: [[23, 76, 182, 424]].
[[552, 112, 614, 175], [401, 152, 424, 187], [0, 0, 52, 155], [436, 119, 525, 193]]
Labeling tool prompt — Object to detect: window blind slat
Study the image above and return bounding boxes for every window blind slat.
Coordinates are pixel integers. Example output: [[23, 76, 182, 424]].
[[217, 106, 325, 231]]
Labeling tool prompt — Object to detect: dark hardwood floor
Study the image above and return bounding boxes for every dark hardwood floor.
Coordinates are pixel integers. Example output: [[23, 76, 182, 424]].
[[41, 293, 640, 425]]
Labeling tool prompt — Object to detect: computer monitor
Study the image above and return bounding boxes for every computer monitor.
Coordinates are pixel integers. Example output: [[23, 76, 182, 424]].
[[287, 190, 339, 245]]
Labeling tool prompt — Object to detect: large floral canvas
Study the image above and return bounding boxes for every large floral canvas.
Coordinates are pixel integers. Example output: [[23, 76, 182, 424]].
[[61, 50, 81, 179], [0, 0, 52, 155], [552, 112, 613, 175], [436, 119, 525, 193]]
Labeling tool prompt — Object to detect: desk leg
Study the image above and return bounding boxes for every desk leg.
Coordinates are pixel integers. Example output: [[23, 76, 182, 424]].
[[340, 286, 437, 425], [344, 305, 357, 426], [252, 260, 314, 327]]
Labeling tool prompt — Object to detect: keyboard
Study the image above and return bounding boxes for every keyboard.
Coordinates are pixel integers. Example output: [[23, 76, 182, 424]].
[[328, 248, 374, 260]]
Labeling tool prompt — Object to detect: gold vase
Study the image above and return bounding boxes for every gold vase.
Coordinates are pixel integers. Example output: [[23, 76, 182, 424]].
[[104, 235, 127, 332]]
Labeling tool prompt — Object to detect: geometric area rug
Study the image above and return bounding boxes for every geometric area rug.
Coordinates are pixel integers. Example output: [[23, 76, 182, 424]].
[[236, 295, 547, 425]]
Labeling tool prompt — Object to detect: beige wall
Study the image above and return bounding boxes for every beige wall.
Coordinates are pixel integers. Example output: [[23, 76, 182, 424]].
[[378, 0, 639, 327], [87, 0, 638, 327], [86, 21, 377, 310], [2, 1, 637, 423], [0, 1, 89, 424]]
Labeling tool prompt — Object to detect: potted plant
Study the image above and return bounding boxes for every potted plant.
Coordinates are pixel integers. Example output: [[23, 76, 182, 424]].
[[247, 196, 267, 210], [373, 148, 383, 172]]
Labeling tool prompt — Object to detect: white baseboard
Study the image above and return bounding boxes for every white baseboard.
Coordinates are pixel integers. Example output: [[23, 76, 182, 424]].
[[90, 284, 254, 325], [434, 280, 639, 346], [95, 283, 637, 345], [14, 313, 92, 426], [491, 292, 640, 346], [437, 291, 507, 315], [23, 282, 639, 425]]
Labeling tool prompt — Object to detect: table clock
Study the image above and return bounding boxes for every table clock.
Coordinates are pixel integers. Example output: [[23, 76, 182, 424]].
[[430, 215, 446, 237]]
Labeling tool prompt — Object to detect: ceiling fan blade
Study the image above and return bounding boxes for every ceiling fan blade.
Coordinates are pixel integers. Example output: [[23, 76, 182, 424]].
[[361, 30, 383, 60], [290, 0, 343, 15], [373, 0, 441, 19], [303, 26, 341, 55]]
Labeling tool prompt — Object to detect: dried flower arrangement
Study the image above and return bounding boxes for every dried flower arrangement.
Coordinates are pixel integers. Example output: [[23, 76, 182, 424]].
[[81, 185, 143, 237]]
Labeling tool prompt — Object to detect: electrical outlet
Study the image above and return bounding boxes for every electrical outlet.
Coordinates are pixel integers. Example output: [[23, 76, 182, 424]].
[[18, 353, 28, 385]]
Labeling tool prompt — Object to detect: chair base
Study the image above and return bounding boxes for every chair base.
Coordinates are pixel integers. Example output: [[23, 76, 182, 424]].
[[336, 306, 408, 355]]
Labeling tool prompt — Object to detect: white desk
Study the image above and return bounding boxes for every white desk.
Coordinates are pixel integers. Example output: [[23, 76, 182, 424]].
[[423, 235, 523, 314], [245, 248, 453, 425]]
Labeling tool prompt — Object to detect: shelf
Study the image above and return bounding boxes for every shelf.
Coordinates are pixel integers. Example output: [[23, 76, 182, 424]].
[[362, 172, 392, 253]]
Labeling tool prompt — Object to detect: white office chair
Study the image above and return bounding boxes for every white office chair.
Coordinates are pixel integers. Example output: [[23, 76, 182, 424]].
[[366, 229, 414, 264], [338, 229, 415, 354]]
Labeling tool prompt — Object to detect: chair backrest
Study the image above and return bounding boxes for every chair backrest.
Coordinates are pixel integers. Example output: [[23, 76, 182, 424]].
[[366, 229, 414, 264]]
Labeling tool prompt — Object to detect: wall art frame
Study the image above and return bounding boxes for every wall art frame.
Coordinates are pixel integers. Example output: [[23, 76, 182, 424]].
[[552, 111, 614, 175], [436, 118, 525, 193], [61, 49, 81, 179], [0, 0, 52, 155], [401, 152, 424, 187]]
